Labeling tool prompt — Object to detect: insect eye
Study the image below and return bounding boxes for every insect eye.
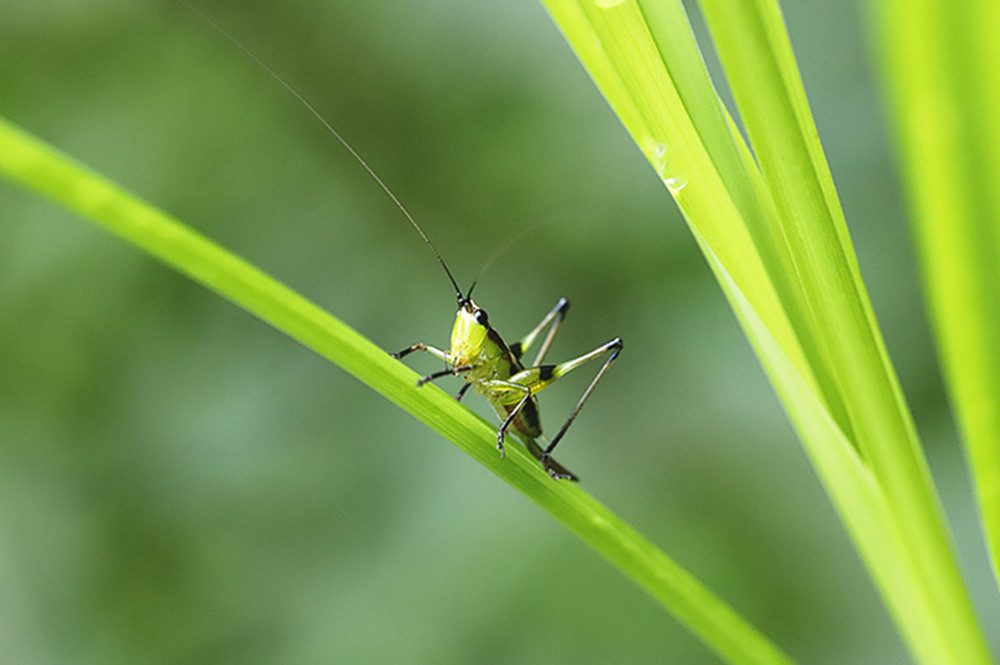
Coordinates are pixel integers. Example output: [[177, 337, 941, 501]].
[[474, 309, 489, 325]]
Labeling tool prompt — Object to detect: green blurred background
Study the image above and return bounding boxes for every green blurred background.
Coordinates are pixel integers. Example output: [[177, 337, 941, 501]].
[[1, 1, 997, 663]]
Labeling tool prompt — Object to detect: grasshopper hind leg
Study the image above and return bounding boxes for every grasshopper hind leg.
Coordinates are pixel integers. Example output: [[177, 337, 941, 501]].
[[525, 438, 578, 482]]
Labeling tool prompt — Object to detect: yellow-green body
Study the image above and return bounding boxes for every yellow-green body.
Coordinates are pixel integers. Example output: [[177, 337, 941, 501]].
[[448, 299, 548, 442], [395, 296, 621, 481]]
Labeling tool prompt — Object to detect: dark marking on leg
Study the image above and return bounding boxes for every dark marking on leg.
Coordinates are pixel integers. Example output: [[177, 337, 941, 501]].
[[391, 343, 426, 359]]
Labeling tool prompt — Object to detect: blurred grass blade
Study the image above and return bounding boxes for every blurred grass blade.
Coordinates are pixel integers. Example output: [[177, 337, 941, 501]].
[[541, 1, 992, 663], [693, 230, 924, 640], [0, 117, 797, 665], [696, 2, 991, 662], [875, 0, 1000, 591]]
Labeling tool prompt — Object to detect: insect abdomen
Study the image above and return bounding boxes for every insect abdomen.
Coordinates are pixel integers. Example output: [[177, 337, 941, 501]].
[[499, 396, 542, 440]]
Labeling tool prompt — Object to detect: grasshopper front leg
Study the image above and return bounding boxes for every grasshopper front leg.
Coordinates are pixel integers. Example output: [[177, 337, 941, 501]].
[[391, 343, 474, 386], [391, 342, 448, 362]]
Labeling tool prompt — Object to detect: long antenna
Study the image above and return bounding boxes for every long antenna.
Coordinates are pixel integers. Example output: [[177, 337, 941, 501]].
[[181, 2, 465, 301], [465, 216, 560, 300]]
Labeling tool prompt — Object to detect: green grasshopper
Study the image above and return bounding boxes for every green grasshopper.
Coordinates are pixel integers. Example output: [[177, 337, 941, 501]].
[[186, 4, 622, 480], [391, 247, 622, 481]]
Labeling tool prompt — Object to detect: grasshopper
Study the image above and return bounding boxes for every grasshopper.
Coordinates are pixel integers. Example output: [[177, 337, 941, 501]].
[[186, 4, 622, 480], [392, 254, 622, 481]]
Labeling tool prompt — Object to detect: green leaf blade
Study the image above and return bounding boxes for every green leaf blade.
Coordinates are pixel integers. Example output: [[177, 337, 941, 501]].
[[875, 0, 1000, 593], [697, 2, 992, 663], [542, 1, 993, 663], [0, 115, 797, 665]]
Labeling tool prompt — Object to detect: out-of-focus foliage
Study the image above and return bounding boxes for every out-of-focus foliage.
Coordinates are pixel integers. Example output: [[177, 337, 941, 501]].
[[0, 1, 994, 663], [876, 0, 1000, 596]]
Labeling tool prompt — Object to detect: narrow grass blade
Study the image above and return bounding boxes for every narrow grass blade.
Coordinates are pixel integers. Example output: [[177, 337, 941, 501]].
[[541, 1, 992, 663], [875, 0, 1000, 593], [0, 116, 797, 665], [697, 2, 991, 662]]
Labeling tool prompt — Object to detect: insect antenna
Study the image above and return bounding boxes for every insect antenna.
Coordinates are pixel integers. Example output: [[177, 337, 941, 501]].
[[180, 2, 465, 302], [465, 216, 560, 300]]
